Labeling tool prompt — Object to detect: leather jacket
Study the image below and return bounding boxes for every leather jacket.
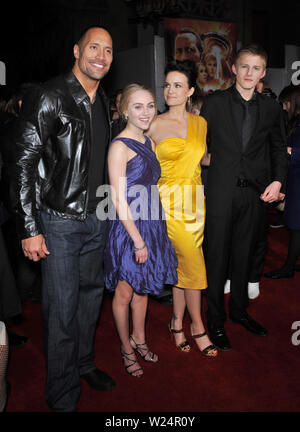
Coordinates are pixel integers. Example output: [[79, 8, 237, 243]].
[[13, 71, 111, 240]]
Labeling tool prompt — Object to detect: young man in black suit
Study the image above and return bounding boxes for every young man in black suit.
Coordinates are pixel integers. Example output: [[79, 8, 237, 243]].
[[200, 44, 288, 350]]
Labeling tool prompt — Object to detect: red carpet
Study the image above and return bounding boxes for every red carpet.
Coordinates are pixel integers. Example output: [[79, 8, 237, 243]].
[[5, 225, 300, 413]]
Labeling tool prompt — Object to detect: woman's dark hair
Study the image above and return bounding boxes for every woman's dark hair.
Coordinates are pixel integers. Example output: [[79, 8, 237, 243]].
[[190, 92, 204, 109], [164, 59, 197, 89], [287, 85, 300, 137], [278, 84, 295, 104]]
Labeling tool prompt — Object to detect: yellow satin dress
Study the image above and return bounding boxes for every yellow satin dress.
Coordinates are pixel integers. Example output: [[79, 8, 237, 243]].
[[156, 113, 207, 290]]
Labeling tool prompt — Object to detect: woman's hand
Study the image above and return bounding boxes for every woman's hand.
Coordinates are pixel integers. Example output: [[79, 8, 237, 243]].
[[134, 242, 148, 264], [260, 181, 283, 203]]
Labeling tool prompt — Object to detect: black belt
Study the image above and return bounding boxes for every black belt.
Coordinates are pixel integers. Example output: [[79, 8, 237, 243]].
[[236, 178, 249, 188]]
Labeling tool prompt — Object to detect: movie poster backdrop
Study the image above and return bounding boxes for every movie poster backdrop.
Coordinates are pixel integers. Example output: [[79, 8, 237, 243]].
[[164, 18, 237, 95]]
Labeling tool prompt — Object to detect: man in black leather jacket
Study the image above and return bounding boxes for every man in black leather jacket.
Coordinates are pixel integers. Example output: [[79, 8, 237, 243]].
[[13, 25, 115, 412]]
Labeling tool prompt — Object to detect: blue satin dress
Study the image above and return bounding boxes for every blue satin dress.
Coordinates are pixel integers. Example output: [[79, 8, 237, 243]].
[[104, 136, 178, 294]]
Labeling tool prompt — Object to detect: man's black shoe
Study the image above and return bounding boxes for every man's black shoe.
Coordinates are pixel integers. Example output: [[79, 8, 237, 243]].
[[80, 368, 115, 391], [264, 267, 294, 279], [7, 331, 29, 347], [230, 314, 267, 336], [208, 326, 231, 351]]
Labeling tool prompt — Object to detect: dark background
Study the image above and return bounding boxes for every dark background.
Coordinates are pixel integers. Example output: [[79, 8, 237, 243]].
[[1, 0, 300, 94]]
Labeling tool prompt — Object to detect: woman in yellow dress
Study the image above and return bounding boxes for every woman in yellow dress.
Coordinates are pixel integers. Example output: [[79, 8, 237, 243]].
[[148, 60, 217, 357]]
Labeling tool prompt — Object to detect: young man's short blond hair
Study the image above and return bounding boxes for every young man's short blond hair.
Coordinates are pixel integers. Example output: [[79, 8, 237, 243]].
[[234, 43, 268, 67]]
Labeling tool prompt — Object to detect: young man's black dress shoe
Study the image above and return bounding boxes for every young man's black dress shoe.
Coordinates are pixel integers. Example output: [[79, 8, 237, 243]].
[[208, 326, 231, 351], [264, 267, 294, 279], [230, 314, 267, 336], [80, 368, 115, 391]]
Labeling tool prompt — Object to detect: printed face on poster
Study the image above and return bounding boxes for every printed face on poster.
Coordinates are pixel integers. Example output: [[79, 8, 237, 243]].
[[164, 18, 237, 95]]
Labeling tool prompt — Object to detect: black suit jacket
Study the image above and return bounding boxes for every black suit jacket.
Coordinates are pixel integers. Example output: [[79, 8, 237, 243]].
[[200, 85, 288, 216]]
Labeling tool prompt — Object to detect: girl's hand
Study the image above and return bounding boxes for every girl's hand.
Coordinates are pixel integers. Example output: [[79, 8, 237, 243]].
[[134, 242, 148, 263]]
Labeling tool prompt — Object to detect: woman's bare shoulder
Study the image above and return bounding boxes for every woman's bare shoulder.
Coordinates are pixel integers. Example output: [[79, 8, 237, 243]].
[[109, 138, 129, 155]]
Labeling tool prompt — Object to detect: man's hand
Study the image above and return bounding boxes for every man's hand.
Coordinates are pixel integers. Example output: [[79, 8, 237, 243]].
[[260, 181, 283, 203], [22, 234, 50, 262]]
